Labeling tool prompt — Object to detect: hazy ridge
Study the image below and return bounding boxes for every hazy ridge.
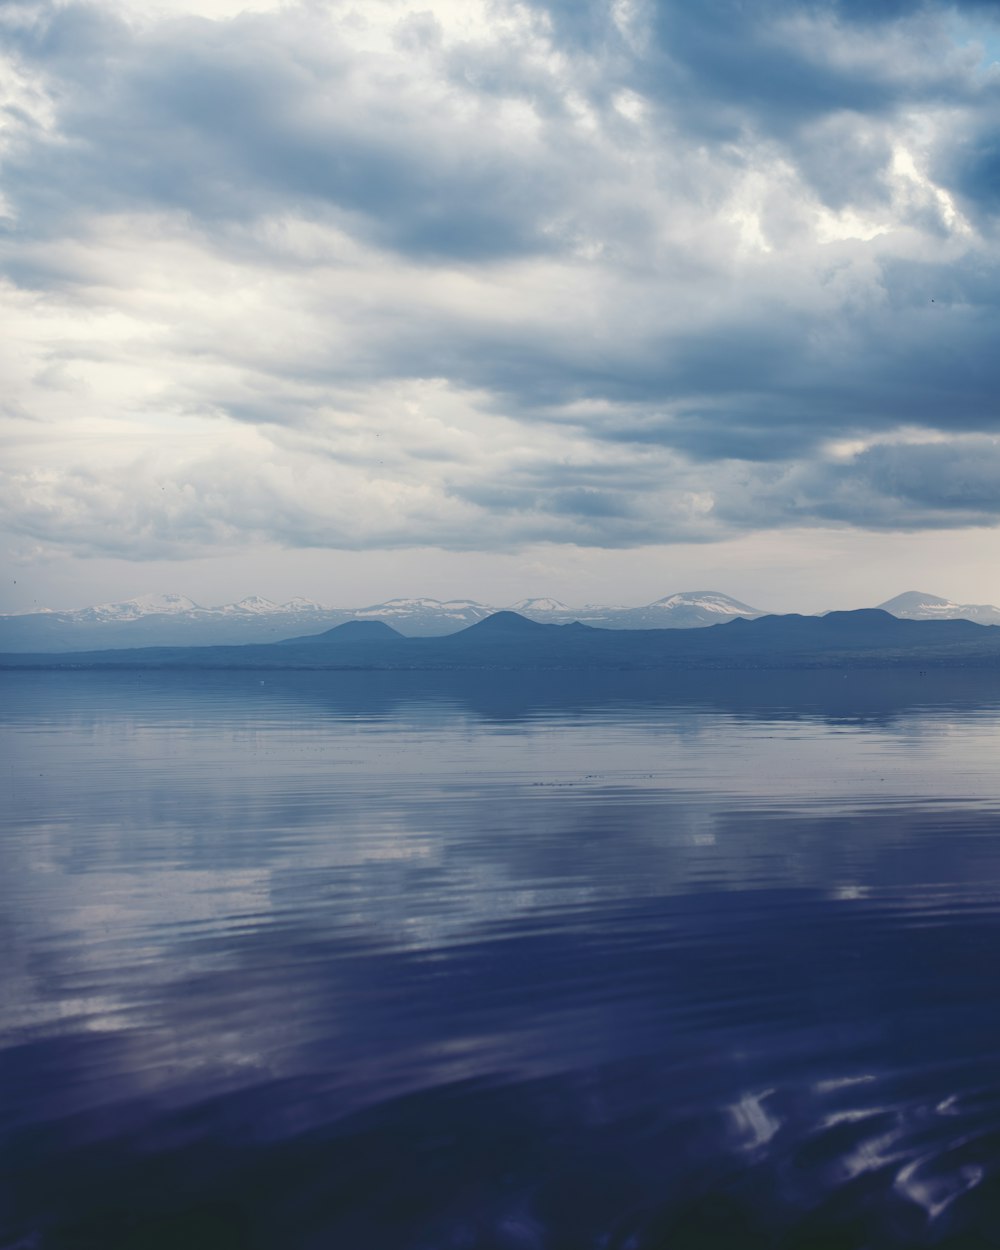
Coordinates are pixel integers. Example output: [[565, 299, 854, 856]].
[[5, 607, 1000, 671], [4, 588, 1000, 653]]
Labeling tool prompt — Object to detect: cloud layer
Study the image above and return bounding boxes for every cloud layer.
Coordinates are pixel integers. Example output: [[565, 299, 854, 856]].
[[3, 0, 1000, 566]]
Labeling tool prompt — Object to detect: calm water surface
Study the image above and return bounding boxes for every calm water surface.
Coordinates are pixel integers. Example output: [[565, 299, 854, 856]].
[[5, 669, 1000, 1248]]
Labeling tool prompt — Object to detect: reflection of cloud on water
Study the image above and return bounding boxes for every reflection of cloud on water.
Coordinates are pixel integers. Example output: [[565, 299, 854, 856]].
[[5, 675, 1000, 1244], [0, 859, 271, 1041], [895, 1153, 983, 1222], [10, 788, 1000, 1039], [729, 1088, 781, 1150], [8, 1020, 1000, 1248]]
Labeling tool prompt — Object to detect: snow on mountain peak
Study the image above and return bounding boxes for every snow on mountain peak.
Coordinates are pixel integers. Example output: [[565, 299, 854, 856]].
[[647, 591, 758, 615], [509, 598, 570, 612], [232, 596, 280, 614], [215, 596, 337, 615], [877, 591, 1000, 624], [87, 593, 201, 620], [283, 597, 328, 610], [375, 598, 441, 609], [361, 597, 493, 613]]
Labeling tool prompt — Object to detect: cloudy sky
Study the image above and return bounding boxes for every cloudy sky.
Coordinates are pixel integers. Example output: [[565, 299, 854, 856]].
[[4, 0, 1000, 613]]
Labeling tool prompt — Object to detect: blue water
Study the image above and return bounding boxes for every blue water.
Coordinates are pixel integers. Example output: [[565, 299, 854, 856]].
[[5, 669, 1000, 1248]]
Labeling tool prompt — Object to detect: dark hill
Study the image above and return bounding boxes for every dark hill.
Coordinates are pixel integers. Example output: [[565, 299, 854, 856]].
[[4, 608, 1000, 671], [280, 619, 404, 645], [712, 608, 984, 650], [454, 611, 550, 636], [315, 620, 403, 642]]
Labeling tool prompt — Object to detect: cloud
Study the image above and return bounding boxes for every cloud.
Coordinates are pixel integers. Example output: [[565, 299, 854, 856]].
[[718, 436, 1000, 531], [2, 0, 575, 259], [3, 0, 1000, 569]]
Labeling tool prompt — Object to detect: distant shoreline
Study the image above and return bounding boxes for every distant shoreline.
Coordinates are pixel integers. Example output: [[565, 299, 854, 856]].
[[5, 609, 1000, 672]]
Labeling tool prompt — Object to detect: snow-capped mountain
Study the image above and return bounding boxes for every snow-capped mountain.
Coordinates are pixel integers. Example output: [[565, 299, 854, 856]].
[[6, 584, 1000, 655], [219, 596, 281, 615], [74, 593, 201, 622], [877, 591, 1000, 626], [650, 592, 756, 615], [0, 589, 765, 652], [0, 594, 498, 651], [0, 594, 341, 651], [509, 598, 572, 614], [512, 591, 764, 629], [614, 591, 764, 629], [348, 598, 497, 633]]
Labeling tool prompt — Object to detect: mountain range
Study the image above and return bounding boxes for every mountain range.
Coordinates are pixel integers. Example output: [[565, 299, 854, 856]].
[[0, 590, 764, 651], [6, 607, 1000, 672], [1, 588, 998, 653]]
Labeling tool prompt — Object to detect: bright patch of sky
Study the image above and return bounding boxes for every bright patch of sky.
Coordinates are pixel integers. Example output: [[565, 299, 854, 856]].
[[949, 12, 1000, 72]]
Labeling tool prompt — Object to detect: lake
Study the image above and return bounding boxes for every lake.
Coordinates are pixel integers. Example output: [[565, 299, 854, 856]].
[[5, 668, 1000, 1248]]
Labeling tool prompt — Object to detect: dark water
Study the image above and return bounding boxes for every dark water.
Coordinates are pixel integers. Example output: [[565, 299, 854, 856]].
[[5, 669, 1000, 1248]]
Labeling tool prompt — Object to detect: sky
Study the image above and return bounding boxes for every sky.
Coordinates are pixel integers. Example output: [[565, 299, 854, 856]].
[[4, 0, 1000, 614]]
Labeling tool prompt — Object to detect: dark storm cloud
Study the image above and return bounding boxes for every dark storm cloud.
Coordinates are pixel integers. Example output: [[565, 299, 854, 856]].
[[2, 2, 573, 260], [448, 459, 646, 530], [934, 115, 1000, 226], [717, 437, 1000, 531], [538, 0, 972, 110], [534, 0, 1000, 213], [319, 248, 1000, 464]]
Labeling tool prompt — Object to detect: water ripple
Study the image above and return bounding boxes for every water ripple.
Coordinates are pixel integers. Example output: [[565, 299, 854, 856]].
[[6, 670, 1000, 1246]]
